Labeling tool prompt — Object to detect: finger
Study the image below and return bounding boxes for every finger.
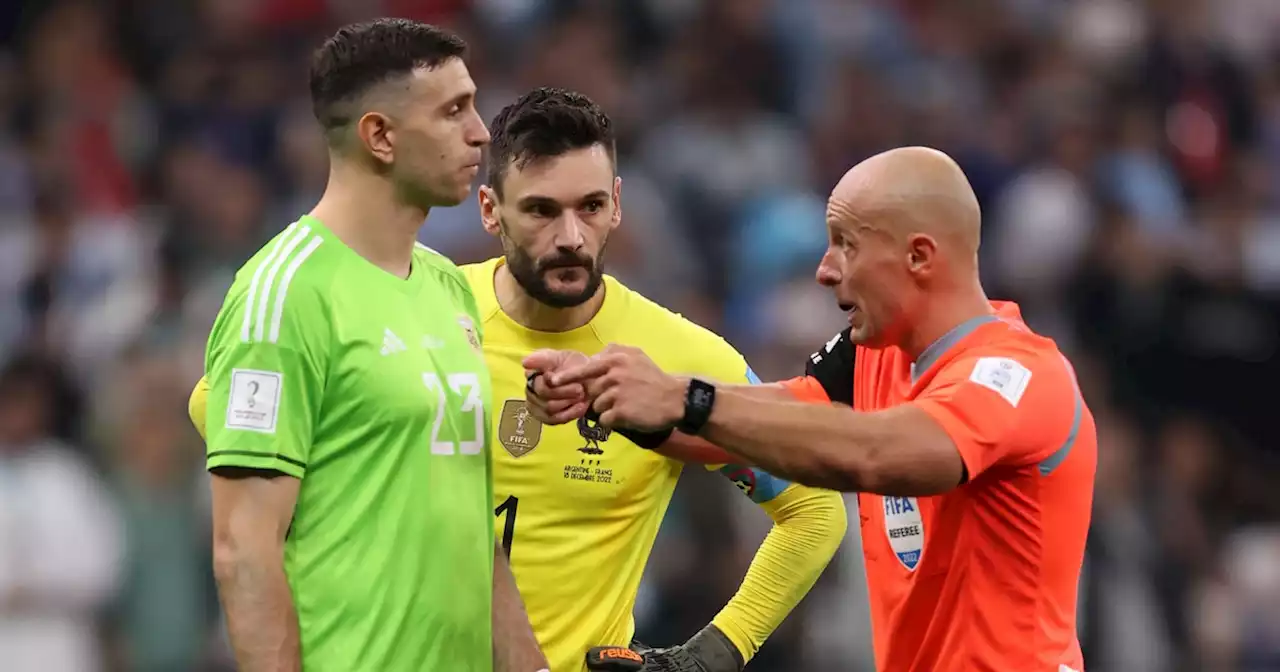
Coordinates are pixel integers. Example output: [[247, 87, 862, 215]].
[[592, 390, 623, 428], [522, 349, 571, 372], [583, 375, 616, 400], [534, 376, 586, 401], [525, 382, 547, 407], [530, 396, 584, 426], [525, 385, 560, 416], [549, 401, 590, 425], [592, 388, 619, 414], [549, 357, 615, 386], [524, 402, 555, 424], [545, 397, 582, 416]]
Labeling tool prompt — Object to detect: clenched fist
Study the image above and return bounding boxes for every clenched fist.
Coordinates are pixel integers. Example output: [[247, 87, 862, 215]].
[[522, 349, 592, 425], [548, 344, 688, 433]]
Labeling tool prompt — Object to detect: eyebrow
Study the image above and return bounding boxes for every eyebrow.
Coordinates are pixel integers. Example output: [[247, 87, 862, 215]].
[[516, 190, 610, 208], [442, 90, 474, 111]]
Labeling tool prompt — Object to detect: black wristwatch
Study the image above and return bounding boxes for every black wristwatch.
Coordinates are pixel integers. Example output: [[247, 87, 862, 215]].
[[676, 378, 716, 435]]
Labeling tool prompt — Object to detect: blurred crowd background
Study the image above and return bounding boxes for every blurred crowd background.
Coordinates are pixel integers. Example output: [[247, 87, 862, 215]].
[[0, 0, 1278, 670]]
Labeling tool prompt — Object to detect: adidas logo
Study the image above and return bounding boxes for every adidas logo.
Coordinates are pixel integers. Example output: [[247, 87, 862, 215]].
[[380, 328, 407, 356]]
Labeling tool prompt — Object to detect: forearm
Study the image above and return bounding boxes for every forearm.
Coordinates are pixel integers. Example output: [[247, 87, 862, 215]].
[[711, 486, 847, 661], [657, 384, 796, 465], [492, 543, 547, 672], [699, 385, 889, 491], [213, 555, 301, 672]]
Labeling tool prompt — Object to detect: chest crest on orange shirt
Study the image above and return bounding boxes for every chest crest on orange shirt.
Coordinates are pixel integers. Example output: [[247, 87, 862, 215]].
[[884, 496, 925, 571]]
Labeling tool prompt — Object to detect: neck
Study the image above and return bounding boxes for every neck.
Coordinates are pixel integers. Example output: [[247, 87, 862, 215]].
[[494, 261, 605, 332], [310, 159, 427, 279], [900, 278, 993, 361]]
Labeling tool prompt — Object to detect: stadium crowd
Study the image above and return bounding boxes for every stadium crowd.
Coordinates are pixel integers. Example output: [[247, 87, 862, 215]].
[[0, 0, 1278, 670]]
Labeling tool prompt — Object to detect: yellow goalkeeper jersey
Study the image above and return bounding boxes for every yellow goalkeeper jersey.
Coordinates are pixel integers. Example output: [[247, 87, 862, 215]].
[[462, 257, 843, 672]]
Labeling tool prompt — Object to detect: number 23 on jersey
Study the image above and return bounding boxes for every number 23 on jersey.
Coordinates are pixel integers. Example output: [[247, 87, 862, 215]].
[[421, 371, 485, 455]]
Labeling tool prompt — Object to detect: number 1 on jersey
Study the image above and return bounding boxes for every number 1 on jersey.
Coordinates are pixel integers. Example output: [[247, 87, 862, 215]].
[[495, 495, 518, 555]]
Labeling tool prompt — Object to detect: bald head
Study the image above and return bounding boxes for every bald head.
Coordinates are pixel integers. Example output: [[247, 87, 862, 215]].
[[829, 146, 981, 257]]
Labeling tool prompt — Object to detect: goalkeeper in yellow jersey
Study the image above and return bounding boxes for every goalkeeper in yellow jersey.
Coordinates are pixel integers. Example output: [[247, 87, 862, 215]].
[[190, 86, 846, 672], [467, 87, 844, 672]]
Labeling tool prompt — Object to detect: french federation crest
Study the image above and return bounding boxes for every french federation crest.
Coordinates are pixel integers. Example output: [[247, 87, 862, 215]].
[[457, 314, 481, 353], [883, 496, 924, 571], [576, 415, 611, 455]]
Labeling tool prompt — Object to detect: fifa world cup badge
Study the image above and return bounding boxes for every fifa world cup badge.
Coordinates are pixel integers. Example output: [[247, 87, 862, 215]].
[[456, 314, 481, 353], [498, 400, 542, 457]]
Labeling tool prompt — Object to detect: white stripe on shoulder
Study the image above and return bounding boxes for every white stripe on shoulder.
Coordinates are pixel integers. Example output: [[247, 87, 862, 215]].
[[253, 225, 312, 342], [268, 235, 324, 344], [414, 242, 441, 256], [241, 222, 298, 342]]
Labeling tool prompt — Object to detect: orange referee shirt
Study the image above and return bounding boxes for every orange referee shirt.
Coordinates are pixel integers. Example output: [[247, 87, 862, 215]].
[[783, 302, 1095, 672]]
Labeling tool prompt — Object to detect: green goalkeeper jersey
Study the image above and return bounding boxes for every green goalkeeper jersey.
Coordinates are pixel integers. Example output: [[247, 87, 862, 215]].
[[203, 215, 495, 672]]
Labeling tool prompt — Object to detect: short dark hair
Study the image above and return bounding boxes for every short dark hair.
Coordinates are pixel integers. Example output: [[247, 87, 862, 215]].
[[309, 18, 467, 133], [487, 87, 616, 195]]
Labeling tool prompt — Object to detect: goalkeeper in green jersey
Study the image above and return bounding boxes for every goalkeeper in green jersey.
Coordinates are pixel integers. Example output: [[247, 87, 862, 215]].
[[197, 19, 546, 672]]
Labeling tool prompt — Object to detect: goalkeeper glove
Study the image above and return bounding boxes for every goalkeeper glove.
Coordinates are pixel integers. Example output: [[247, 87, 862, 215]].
[[585, 645, 646, 671], [586, 625, 745, 672]]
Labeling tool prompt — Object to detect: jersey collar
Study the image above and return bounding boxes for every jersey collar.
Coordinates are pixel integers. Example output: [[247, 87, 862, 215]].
[[909, 314, 1000, 384], [481, 256, 626, 344]]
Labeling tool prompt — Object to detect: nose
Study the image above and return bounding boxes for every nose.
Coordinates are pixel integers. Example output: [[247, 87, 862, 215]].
[[553, 212, 587, 250], [815, 247, 841, 286], [467, 109, 491, 147]]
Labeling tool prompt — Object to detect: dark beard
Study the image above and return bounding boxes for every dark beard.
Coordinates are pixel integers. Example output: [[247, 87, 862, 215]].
[[503, 224, 605, 309]]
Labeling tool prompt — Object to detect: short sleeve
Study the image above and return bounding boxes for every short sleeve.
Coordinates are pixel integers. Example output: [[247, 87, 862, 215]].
[[779, 375, 832, 404], [912, 350, 1069, 480], [203, 284, 329, 479]]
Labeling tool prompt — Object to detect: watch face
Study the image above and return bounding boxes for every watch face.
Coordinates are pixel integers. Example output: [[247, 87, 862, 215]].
[[680, 379, 716, 434], [692, 386, 713, 408]]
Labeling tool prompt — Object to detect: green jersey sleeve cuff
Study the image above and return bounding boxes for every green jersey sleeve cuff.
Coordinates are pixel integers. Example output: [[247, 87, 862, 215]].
[[207, 450, 307, 479]]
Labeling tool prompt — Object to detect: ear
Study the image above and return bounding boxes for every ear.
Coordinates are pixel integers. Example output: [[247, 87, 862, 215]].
[[356, 112, 394, 165], [906, 233, 938, 276], [478, 185, 502, 236], [610, 175, 622, 231]]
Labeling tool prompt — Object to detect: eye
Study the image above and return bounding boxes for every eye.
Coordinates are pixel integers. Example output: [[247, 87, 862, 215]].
[[529, 203, 557, 218], [582, 199, 605, 214], [447, 104, 463, 117]]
